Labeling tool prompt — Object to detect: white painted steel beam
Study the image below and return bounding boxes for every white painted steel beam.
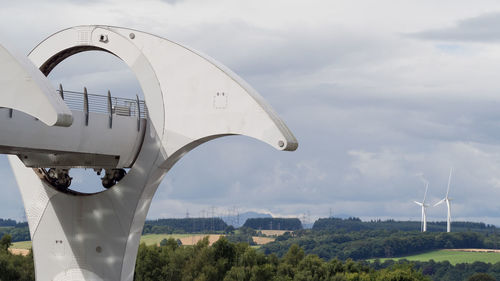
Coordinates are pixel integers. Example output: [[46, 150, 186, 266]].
[[0, 109, 146, 168], [0, 45, 72, 127], [4, 25, 298, 281]]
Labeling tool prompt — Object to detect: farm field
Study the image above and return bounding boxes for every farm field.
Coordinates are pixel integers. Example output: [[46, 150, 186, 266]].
[[260, 230, 289, 236], [8, 233, 276, 255], [8, 234, 207, 251], [141, 234, 223, 246], [141, 234, 275, 246], [11, 241, 31, 250], [372, 249, 500, 265]]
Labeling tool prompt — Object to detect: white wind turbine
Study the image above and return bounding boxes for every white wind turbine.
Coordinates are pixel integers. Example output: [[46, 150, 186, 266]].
[[414, 181, 429, 232], [435, 168, 453, 232]]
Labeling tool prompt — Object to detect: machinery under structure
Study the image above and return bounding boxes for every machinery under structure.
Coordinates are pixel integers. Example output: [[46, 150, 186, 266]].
[[0, 25, 297, 281]]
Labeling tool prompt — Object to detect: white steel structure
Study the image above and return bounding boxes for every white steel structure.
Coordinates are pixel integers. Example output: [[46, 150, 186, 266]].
[[0, 25, 298, 281], [414, 182, 429, 232], [435, 168, 453, 232]]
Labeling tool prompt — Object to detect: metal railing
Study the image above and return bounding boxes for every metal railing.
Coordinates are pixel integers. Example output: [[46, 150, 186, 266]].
[[61, 89, 147, 119], [2, 87, 147, 130]]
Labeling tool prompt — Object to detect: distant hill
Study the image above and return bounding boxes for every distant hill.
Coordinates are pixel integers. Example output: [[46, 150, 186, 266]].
[[222, 211, 272, 227], [243, 218, 303, 230], [313, 217, 497, 233], [262, 218, 500, 261]]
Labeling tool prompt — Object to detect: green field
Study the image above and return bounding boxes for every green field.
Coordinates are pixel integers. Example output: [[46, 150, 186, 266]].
[[11, 241, 32, 250], [8, 234, 194, 250], [372, 250, 500, 265], [140, 234, 198, 245]]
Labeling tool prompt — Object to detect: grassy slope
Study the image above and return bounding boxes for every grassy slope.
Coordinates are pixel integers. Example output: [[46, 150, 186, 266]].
[[11, 239, 500, 265], [11, 241, 32, 250], [372, 250, 500, 265], [10, 234, 193, 249], [138, 234, 198, 245]]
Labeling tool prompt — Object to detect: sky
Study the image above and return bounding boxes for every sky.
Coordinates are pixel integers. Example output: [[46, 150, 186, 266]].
[[2, 0, 500, 225]]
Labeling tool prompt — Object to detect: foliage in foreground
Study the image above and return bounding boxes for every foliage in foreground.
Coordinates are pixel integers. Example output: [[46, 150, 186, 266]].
[[371, 259, 500, 281], [1, 233, 500, 281], [134, 237, 429, 281], [0, 235, 34, 281]]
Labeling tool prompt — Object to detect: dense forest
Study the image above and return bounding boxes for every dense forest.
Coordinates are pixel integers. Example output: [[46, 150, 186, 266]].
[[1, 233, 498, 281], [142, 218, 228, 234], [0, 224, 29, 243], [262, 229, 500, 260], [4, 216, 496, 242], [371, 259, 500, 281], [243, 218, 303, 230], [135, 237, 430, 281], [0, 218, 232, 241], [313, 217, 497, 233]]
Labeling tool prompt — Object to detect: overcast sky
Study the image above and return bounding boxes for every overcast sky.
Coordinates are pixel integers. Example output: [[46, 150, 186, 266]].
[[2, 0, 500, 225]]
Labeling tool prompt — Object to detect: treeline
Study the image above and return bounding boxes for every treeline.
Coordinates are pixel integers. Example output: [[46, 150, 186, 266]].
[[0, 226, 30, 243], [243, 218, 303, 230], [0, 232, 497, 281], [313, 218, 497, 233], [135, 237, 429, 281], [262, 230, 500, 260], [143, 218, 228, 234], [371, 259, 500, 281], [0, 219, 23, 227], [0, 219, 29, 243]]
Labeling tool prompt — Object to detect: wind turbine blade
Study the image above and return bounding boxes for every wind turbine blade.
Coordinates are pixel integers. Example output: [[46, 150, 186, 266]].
[[446, 167, 453, 198], [434, 198, 445, 207], [423, 183, 429, 203], [414, 201, 423, 206]]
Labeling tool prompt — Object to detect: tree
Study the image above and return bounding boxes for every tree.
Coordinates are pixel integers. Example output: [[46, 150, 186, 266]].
[[376, 264, 430, 281], [250, 264, 274, 281], [0, 235, 12, 252], [467, 273, 496, 281], [225, 226, 235, 234], [283, 244, 304, 267]]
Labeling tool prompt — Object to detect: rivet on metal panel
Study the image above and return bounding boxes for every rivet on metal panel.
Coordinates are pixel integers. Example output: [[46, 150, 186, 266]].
[[214, 92, 228, 109], [99, 34, 109, 43]]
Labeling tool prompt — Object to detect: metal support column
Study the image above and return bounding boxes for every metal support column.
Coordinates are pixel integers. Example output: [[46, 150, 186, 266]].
[[107, 90, 113, 129], [83, 87, 89, 126]]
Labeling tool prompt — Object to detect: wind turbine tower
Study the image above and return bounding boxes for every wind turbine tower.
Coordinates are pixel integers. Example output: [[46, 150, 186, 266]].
[[414, 182, 429, 232], [435, 168, 453, 232]]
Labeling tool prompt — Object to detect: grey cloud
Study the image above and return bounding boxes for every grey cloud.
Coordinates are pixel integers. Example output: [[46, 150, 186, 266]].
[[410, 12, 500, 42], [159, 0, 184, 4], [151, 86, 500, 224], [166, 21, 404, 78], [47, 51, 143, 99]]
